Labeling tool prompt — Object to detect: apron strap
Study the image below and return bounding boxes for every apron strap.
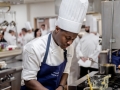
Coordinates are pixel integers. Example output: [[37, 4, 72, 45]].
[[43, 33, 52, 63], [64, 49, 67, 61]]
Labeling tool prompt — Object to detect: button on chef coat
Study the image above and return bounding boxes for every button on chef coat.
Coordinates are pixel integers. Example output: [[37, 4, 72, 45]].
[[22, 34, 74, 81]]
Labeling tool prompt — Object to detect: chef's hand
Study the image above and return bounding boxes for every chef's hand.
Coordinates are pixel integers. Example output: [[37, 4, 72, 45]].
[[118, 65, 120, 69], [56, 86, 63, 90], [80, 57, 88, 62]]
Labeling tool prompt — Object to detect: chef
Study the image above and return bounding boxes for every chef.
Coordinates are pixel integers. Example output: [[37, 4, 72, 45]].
[[21, 0, 88, 90], [25, 22, 34, 38], [76, 15, 101, 78], [8, 29, 16, 45]]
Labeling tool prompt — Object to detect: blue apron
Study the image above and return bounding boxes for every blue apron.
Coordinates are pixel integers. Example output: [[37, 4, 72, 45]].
[[21, 33, 67, 90]]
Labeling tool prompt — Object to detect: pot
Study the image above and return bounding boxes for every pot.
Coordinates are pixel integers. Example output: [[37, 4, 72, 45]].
[[99, 64, 116, 75], [84, 87, 100, 90]]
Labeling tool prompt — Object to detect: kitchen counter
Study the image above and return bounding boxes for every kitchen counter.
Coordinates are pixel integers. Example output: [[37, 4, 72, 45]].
[[7, 60, 22, 70], [0, 49, 22, 58]]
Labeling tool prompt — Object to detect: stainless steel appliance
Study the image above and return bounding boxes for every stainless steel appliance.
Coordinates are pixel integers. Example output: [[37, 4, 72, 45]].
[[102, 1, 120, 49], [0, 68, 16, 90], [68, 71, 120, 90]]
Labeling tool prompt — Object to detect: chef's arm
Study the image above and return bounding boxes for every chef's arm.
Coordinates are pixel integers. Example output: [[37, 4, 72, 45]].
[[56, 73, 68, 90], [25, 80, 48, 90], [59, 73, 68, 85]]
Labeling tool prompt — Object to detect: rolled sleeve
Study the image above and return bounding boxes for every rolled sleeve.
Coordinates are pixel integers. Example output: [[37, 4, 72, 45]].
[[63, 45, 74, 74], [22, 44, 41, 81]]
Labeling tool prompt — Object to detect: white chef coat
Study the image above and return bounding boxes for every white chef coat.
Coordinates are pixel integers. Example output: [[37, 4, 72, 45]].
[[8, 35, 16, 45], [76, 33, 101, 68], [41, 29, 48, 36], [22, 33, 34, 46], [22, 34, 74, 81], [68, 36, 80, 85]]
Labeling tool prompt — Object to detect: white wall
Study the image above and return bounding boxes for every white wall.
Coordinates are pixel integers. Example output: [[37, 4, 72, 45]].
[[0, 1, 56, 33], [29, 1, 56, 28], [9, 1, 56, 33], [10, 4, 28, 33]]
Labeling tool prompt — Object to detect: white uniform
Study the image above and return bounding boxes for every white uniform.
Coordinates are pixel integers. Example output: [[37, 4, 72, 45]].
[[22, 34, 74, 80], [76, 33, 101, 68], [41, 29, 48, 36], [8, 35, 16, 45], [68, 36, 80, 85], [22, 33, 34, 46]]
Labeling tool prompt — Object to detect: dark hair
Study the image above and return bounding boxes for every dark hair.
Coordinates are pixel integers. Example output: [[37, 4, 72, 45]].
[[41, 24, 45, 27], [34, 28, 41, 37], [9, 30, 13, 33], [22, 28, 27, 32], [2, 32, 4, 36]]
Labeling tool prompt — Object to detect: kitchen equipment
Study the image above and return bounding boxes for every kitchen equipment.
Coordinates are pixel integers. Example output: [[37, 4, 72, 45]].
[[68, 72, 120, 90], [84, 87, 100, 90], [89, 59, 116, 75], [100, 64, 116, 75], [0, 68, 16, 90]]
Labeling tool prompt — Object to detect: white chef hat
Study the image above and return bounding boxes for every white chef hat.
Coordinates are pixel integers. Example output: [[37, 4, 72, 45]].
[[25, 22, 32, 30], [49, 18, 56, 31], [56, 0, 89, 33]]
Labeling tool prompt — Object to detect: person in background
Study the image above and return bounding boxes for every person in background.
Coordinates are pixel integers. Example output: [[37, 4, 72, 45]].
[[0, 31, 7, 42], [8, 30, 16, 45], [85, 26, 90, 33], [41, 24, 48, 36], [19, 28, 33, 46], [25, 22, 34, 38], [21, 0, 88, 90], [34, 28, 42, 38], [76, 15, 101, 78]]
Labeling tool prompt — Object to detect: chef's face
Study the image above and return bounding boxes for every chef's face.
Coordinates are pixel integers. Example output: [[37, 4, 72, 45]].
[[36, 29, 41, 37], [85, 26, 90, 33], [54, 26, 78, 49]]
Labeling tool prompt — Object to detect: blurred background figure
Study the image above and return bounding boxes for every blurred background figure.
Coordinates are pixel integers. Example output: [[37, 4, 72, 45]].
[[8, 30, 16, 45], [40, 24, 48, 36], [25, 22, 34, 38], [34, 28, 41, 38], [0, 31, 7, 42], [18, 28, 33, 47]]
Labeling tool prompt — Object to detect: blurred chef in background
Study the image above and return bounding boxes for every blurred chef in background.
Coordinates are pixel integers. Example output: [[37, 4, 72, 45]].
[[21, 28, 33, 46], [18, 22, 34, 47], [25, 22, 34, 38], [8, 30, 16, 45], [76, 15, 101, 78], [41, 24, 48, 36]]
